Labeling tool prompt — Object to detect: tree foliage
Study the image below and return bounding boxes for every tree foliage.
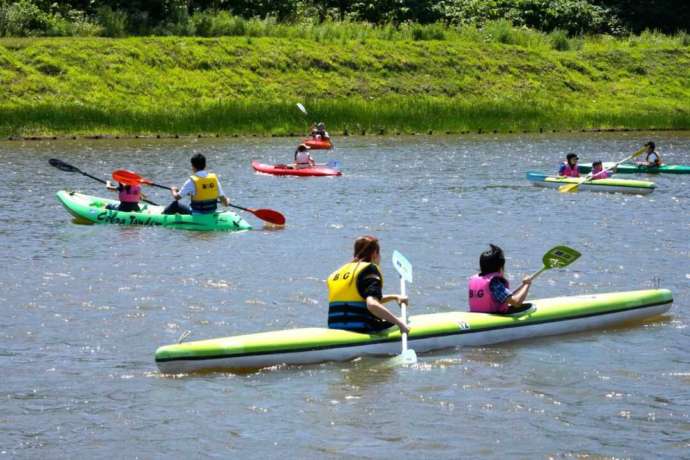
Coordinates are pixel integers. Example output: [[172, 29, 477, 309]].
[[0, 0, 688, 36]]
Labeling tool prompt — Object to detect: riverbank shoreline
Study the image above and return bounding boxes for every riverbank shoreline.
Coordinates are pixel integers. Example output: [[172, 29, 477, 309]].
[[4, 126, 689, 143]]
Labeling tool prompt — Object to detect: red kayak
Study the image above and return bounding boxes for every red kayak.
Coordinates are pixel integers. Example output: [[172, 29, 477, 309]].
[[252, 160, 342, 177], [303, 138, 333, 150]]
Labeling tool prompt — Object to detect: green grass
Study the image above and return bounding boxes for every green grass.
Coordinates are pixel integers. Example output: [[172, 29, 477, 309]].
[[0, 29, 689, 137]]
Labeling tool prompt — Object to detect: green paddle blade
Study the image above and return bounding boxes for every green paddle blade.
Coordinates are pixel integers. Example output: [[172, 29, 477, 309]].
[[542, 246, 581, 269]]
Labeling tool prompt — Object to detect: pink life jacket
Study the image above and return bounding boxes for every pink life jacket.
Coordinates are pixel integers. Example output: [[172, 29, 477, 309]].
[[468, 272, 510, 313], [561, 163, 580, 177], [591, 169, 611, 180], [118, 184, 141, 203]]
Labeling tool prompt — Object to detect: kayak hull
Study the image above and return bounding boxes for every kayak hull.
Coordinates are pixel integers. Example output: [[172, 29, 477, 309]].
[[56, 191, 252, 232], [527, 172, 655, 195], [252, 160, 341, 177], [579, 162, 690, 174], [303, 139, 333, 150], [155, 289, 672, 373]]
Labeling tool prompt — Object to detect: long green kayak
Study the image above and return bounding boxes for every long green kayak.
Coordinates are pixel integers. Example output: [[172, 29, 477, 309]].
[[155, 289, 672, 373], [56, 191, 252, 232], [579, 162, 690, 174]]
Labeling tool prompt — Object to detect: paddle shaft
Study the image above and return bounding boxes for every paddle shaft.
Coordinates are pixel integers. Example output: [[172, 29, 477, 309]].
[[529, 266, 548, 281], [400, 276, 410, 354]]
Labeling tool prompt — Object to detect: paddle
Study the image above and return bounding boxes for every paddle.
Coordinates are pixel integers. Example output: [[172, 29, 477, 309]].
[[49, 159, 159, 205], [558, 146, 646, 193], [296, 102, 308, 116], [112, 170, 286, 225], [391, 250, 418, 365], [529, 245, 581, 280]]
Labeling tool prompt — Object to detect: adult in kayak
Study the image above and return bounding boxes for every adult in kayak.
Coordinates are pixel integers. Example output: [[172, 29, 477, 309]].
[[558, 153, 580, 177], [590, 160, 616, 179], [468, 244, 533, 314], [639, 141, 662, 167], [104, 179, 142, 212], [163, 153, 230, 215], [310, 122, 330, 141], [294, 144, 315, 169], [327, 235, 410, 334]]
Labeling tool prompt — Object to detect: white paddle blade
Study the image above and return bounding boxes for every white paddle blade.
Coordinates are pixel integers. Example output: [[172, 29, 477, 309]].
[[387, 348, 418, 366], [392, 250, 413, 283], [296, 103, 308, 115]]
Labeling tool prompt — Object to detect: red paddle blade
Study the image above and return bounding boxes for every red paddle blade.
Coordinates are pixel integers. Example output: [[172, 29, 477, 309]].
[[253, 208, 285, 225], [113, 169, 143, 186], [113, 169, 154, 186]]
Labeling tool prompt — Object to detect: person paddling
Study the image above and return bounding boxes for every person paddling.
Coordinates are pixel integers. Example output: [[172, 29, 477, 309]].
[[163, 153, 230, 215], [311, 122, 330, 141], [558, 153, 580, 177], [294, 144, 315, 169], [327, 235, 410, 334], [468, 244, 533, 314], [105, 179, 142, 212], [640, 141, 662, 167], [590, 160, 616, 179]]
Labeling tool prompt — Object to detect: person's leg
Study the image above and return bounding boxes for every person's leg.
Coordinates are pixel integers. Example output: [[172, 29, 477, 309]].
[[117, 202, 140, 212], [163, 201, 191, 215]]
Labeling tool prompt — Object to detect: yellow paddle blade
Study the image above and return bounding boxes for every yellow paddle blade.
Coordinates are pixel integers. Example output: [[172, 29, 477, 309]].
[[558, 181, 582, 193]]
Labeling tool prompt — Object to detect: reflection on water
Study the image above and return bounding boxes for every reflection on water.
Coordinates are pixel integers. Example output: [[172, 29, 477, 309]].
[[0, 133, 688, 457]]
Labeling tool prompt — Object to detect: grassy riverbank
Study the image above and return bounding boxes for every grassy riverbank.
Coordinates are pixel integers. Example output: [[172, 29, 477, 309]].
[[1, 31, 689, 137]]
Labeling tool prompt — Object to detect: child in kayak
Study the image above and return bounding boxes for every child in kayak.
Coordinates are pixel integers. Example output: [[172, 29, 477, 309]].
[[294, 144, 315, 169], [468, 244, 533, 314], [163, 153, 230, 215], [327, 235, 410, 334], [590, 160, 617, 179], [558, 153, 580, 177], [105, 180, 142, 212]]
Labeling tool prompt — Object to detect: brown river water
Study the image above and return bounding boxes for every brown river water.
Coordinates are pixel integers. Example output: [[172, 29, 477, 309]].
[[1, 132, 688, 458]]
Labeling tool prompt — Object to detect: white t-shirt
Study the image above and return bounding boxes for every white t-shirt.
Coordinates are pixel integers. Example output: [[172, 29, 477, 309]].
[[647, 152, 659, 164], [295, 151, 312, 164], [178, 170, 226, 199]]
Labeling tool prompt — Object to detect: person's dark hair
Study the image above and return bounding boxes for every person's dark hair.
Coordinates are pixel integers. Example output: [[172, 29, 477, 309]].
[[645, 141, 655, 150], [592, 160, 603, 167], [479, 244, 505, 275], [353, 235, 380, 262], [566, 153, 579, 162], [191, 153, 206, 170], [296, 144, 308, 152]]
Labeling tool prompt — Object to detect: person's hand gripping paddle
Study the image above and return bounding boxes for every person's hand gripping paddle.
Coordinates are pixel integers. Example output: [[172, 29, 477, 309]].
[[390, 250, 417, 365]]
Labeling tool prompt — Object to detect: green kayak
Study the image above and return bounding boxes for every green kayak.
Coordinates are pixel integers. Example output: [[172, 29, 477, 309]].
[[579, 162, 690, 174], [56, 191, 252, 232], [155, 289, 672, 373]]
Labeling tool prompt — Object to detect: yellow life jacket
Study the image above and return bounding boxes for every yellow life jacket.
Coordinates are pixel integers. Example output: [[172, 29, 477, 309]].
[[327, 261, 388, 333], [190, 173, 219, 212]]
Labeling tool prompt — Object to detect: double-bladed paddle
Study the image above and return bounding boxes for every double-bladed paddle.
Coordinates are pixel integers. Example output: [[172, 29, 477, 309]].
[[390, 250, 417, 365], [48, 159, 159, 205], [112, 169, 286, 225], [558, 146, 647, 193]]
